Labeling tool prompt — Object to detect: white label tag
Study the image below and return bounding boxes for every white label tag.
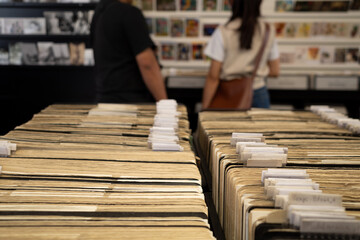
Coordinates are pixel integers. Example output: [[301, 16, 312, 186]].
[[247, 159, 283, 168], [288, 192, 342, 207], [300, 219, 360, 234]]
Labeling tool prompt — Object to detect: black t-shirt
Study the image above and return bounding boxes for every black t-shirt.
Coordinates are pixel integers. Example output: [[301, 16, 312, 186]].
[[91, 0, 156, 103]]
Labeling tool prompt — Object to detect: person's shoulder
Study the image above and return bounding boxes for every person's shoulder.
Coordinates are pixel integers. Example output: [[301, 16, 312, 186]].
[[224, 18, 241, 30]]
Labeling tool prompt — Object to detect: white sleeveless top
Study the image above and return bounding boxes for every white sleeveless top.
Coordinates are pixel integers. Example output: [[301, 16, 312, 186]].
[[204, 18, 278, 90]]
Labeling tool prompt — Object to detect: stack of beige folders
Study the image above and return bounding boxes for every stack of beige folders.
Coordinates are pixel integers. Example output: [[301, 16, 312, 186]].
[[196, 109, 360, 240], [0, 103, 215, 240]]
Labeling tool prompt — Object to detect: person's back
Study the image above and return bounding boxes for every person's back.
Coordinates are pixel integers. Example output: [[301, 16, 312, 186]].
[[201, 0, 280, 109], [91, 0, 167, 103]]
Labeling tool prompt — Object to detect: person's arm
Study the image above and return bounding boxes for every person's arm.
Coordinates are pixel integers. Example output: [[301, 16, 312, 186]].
[[202, 59, 222, 109], [267, 58, 280, 77], [136, 48, 167, 101]]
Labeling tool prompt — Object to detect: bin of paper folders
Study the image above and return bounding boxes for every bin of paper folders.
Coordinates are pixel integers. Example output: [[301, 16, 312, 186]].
[[148, 99, 184, 151], [311, 105, 360, 134], [262, 168, 360, 236], [230, 133, 288, 167], [0, 140, 16, 157]]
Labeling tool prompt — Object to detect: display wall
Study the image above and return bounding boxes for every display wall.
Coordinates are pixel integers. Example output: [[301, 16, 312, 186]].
[[0, 0, 359, 134]]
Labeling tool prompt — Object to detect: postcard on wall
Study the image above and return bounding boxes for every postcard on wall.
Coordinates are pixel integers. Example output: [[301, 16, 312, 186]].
[[156, 0, 176, 11], [38, 42, 55, 65], [296, 22, 312, 38], [155, 18, 169, 36], [319, 46, 335, 63], [0, 18, 4, 34], [44, 11, 74, 34], [334, 48, 346, 63], [133, 0, 153, 10], [180, 0, 197, 10], [73, 11, 91, 35], [177, 43, 190, 60], [9, 43, 23, 65], [274, 22, 286, 37], [4, 18, 24, 34], [284, 22, 297, 38], [203, 0, 217, 11], [185, 18, 199, 37], [349, 23, 359, 38], [294, 46, 308, 63], [161, 43, 176, 60], [23, 18, 46, 35], [192, 43, 204, 60], [345, 48, 359, 63], [20, 42, 39, 65], [275, 0, 294, 12], [170, 18, 184, 37], [311, 22, 323, 37], [223, 0, 231, 11], [307, 47, 320, 63], [203, 23, 218, 36], [335, 22, 349, 37], [69, 42, 85, 65], [145, 18, 153, 34], [52, 43, 70, 65], [0, 49, 9, 65], [84, 48, 94, 66], [279, 50, 296, 64]]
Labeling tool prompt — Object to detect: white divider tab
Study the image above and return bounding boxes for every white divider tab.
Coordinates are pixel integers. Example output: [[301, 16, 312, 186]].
[[288, 192, 342, 207], [152, 143, 184, 152], [300, 219, 360, 235], [261, 169, 308, 183]]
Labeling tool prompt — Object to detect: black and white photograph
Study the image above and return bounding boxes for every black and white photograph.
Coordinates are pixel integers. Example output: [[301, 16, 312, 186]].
[[0, 19, 4, 34], [0, 48, 9, 65], [44, 11, 74, 35], [72, 11, 92, 34], [84, 48, 94, 66], [20, 42, 39, 65], [9, 42, 22, 65], [37, 42, 55, 65], [23, 18, 46, 35], [52, 43, 70, 65], [4, 18, 24, 34]]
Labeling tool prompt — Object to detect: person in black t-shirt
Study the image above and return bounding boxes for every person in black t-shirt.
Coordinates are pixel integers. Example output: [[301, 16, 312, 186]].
[[90, 0, 167, 103]]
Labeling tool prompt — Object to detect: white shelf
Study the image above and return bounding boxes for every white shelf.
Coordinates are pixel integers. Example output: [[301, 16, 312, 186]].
[[161, 61, 210, 68], [263, 11, 360, 19], [281, 63, 360, 70], [144, 11, 360, 19], [152, 36, 210, 43], [144, 11, 230, 18], [277, 38, 360, 45]]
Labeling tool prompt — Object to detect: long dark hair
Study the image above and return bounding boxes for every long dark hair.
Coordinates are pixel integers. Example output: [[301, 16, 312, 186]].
[[228, 0, 262, 50]]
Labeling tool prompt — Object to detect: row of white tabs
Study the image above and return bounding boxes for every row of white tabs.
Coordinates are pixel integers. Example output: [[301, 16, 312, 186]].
[[0, 140, 16, 157], [262, 169, 360, 235], [311, 105, 360, 134], [231, 132, 288, 167], [148, 100, 183, 151]]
